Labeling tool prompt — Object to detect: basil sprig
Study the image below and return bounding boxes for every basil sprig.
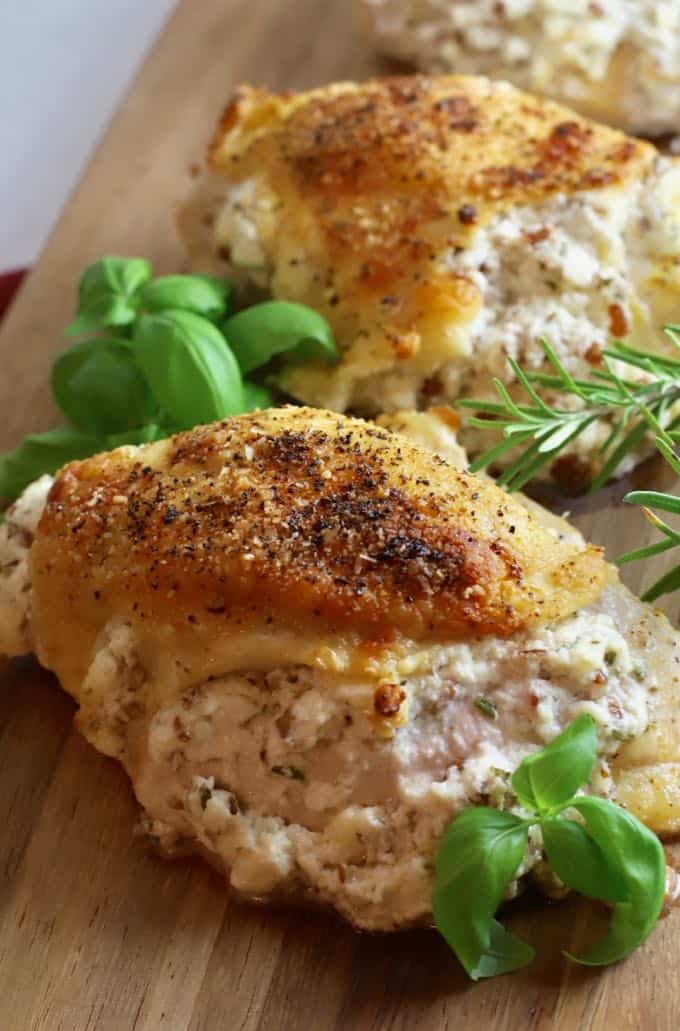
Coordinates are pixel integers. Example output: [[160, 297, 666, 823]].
[[433, 714, 666, 980], [0, 257, 338, 501]]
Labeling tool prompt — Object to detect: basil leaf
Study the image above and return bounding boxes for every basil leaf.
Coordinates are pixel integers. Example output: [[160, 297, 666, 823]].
[[242, 381, 274, 412], [565, 796, 666, 966], [510, 762, 537, 810], [513, 714, 597, 812], [51, 339, 156, 434], [140, 275, 232, 320], [471, 920, 535, 980], [0, 428, 105, 501], [67, 257, 150, 335], [541, 817, 628, 904], [433, 808, 532, 980], [106, 424, 169, 447], [80, 256, 151, 299], [67, 296, 139, 337], [134, 310, 243, 430], [223, 301, 337, 374]]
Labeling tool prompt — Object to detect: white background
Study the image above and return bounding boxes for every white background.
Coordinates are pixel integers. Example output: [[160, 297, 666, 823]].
[[0, 1, 177, 273]]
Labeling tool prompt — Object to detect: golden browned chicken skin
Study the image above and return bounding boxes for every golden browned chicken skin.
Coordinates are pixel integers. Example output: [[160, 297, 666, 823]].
[[33, 407, 606, 679], [198, 76, 654, 366]]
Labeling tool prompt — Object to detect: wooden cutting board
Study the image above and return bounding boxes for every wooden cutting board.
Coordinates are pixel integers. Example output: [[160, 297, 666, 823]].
[[0, 2, 678, 1028]]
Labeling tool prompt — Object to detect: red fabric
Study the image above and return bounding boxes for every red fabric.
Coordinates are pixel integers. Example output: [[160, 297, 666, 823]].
[[0, 269, 27, 321]]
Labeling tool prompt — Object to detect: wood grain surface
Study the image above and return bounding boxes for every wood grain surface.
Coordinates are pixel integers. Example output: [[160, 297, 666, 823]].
[[0, 2, 678, 1028]]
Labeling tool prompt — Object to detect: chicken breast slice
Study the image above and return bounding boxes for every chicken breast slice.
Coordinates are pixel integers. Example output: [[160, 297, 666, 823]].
[[180, 76, 680, 486], [0, 409, 677, 930], [356, 1, 680, 137]]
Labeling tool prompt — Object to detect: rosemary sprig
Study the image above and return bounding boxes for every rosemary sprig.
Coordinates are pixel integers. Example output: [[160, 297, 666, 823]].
[[458, 327, 680, 600], [459, 329, 680, 492], [618, 433, 680, 602]]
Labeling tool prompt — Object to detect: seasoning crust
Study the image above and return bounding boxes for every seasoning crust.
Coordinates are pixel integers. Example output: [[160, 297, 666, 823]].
[[210, 76, 651, 274], [32, 407, 606, 664], [208, 76, 652, 322]]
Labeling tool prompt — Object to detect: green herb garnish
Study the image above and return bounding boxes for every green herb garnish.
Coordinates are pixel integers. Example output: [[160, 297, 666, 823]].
[[474, 696, 498, 720], [223, 300, 338, 374], [0, 257, 338, 501], [617, 437, 680, 601], [51, 338, 156, 435], [458, 330, 680, 599], [134, 310, 244, 429], [433, 714, 666, 980], [65, 256, 151, 335], [0, 429, 110, 500], [139, 273, 231, 319]]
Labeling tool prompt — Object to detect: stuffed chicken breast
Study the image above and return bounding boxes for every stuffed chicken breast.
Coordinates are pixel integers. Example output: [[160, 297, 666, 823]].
[[357, 1, 680, 137], [1, 408, 677, 930], [181, 76, 680, 485]]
